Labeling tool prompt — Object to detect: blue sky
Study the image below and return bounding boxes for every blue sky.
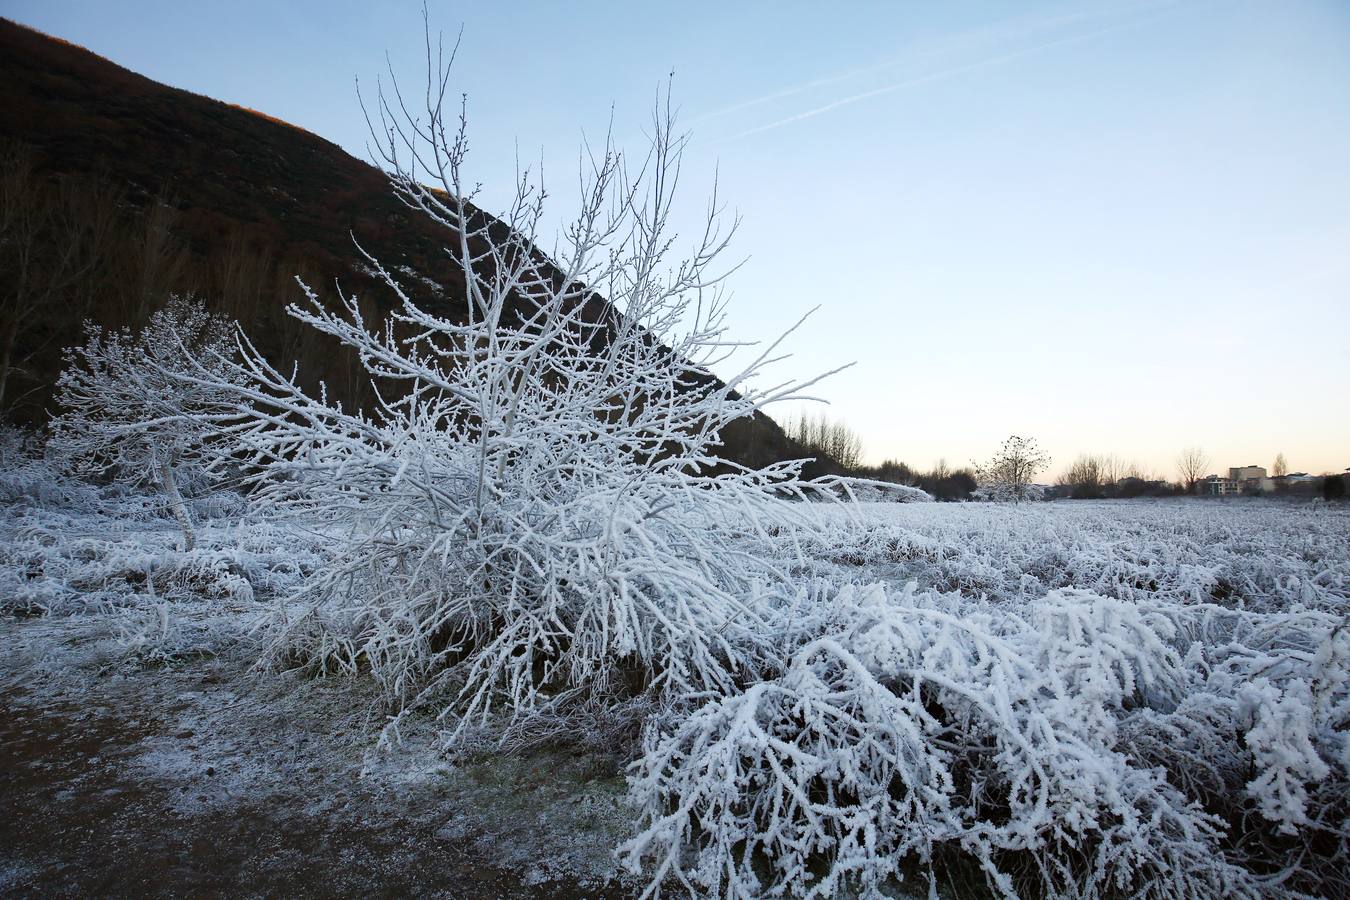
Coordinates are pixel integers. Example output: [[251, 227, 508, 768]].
[[8, 0, 1349, 478]]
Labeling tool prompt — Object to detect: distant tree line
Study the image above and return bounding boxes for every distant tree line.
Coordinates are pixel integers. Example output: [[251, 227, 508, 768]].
[[783, 412, 865, 471], [1051, 448, 1348, 502], [1055, 453, 1176, 500], [1170, 447, 1346, 501], [777, 414, 1347, 505], [857, 457, 979, 502], [779, 412, 980, 501], [1326, 474, 1348, 501]]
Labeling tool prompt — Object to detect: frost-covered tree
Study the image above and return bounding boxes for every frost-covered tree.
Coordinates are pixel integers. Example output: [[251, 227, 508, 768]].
[[975, 434, 1049, 502], [187, 36, 845, 745], [51, 296, 241, 549]]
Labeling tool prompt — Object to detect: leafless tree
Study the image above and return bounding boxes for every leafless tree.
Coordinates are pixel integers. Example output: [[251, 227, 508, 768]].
[[1059, 454, 1105, 497], [1099, 454, 1125, 486], [1177, 446, 1210, 494], [170, 33, 851, 750], [1272, 452, 1288, 478], [1059, 454, 1154, 498], [785, 410, 863, 470], [212, 226, 275, 324], [0, 143, 122, 413]]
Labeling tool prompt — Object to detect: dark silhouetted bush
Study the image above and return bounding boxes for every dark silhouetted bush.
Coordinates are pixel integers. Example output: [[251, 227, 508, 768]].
[[1325, 475, 1347, 501]]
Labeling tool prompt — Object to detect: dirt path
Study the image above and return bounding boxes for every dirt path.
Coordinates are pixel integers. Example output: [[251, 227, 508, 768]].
[[0, 620, 635, 898], [0, 693, 531, 897]]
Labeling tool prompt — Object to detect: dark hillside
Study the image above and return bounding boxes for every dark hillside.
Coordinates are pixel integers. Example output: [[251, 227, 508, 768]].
[[0, 19, 830, 473], [0, 18, 452, 300]]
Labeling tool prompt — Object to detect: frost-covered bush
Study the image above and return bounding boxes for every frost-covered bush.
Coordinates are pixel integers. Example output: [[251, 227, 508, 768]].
[[623, 576, 1347, 898], [972, 481, 1051, 502], [182, 64, 846, 748], [974, 435, 1050, 503], [1119, 602, 1350, 895], [836, 481, 934, 503], [589, 500, 1350, 896], [0, 499, 312, 615], [1, 425, 261, 618], [624, 586, 1215, 897], [0, 425, 98, 508], [50, 295, 244, 550]]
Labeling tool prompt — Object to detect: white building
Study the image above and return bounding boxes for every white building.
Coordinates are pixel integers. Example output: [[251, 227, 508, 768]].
[[1199, 465, 1271, 495]]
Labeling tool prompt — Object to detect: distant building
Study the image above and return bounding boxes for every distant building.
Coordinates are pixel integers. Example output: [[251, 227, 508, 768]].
[[1199, 475, 1237, 496], [1198, 465, 1272, 495]]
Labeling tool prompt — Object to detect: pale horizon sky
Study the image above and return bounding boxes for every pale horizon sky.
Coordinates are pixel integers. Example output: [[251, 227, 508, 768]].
[[7, 0, 1349, 480]]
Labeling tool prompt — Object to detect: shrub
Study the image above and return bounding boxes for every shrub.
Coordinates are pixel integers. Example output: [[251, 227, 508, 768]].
[[50, 295, 243, 549], [191, 73, 845, 748]]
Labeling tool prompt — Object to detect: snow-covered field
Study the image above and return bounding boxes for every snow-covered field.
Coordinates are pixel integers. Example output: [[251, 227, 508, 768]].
[[819, 499, 1349, 614], [2, 474, 1347, 896]]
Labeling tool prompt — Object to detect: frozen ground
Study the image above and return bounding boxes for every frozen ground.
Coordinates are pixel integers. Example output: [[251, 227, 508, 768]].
[[0, 484, 640, 896], [2, 491, 1347, 896], [0, 617, 637, 897]]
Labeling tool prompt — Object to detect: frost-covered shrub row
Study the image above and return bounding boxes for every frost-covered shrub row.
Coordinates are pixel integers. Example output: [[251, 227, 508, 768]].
[[8, 466, 1343, 900], [609, 499, 1343, 898], [6, 442, 1348, 896], [1, 501, 321, 617], [0, 426, 99, 509], [621, 573, 1348, 898]]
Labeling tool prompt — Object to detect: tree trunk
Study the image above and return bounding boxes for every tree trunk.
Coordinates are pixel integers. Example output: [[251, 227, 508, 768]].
[[157, 455, 196, 551], [0, 315, 19, 411]]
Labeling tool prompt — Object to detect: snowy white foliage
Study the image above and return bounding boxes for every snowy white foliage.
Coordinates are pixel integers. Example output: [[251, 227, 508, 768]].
[[837, 481, 934, 503], [0, 425, 99, 508], [49, 296, 244, 549], [971, 481, 1051, 503], [621, 582, 1279, 898], [166, 73, 851, 750], [1, 507, 311, 632], [1, 426, 312, 627], [639, 499, 1346, 899]]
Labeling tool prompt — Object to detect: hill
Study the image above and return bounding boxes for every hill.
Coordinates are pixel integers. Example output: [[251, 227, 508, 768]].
[[0, 18, 824, 473]]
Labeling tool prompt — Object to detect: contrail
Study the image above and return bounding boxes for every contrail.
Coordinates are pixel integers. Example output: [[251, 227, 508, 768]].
[[688, 1, 1176, 127], [711, 4, 1186, 145]]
